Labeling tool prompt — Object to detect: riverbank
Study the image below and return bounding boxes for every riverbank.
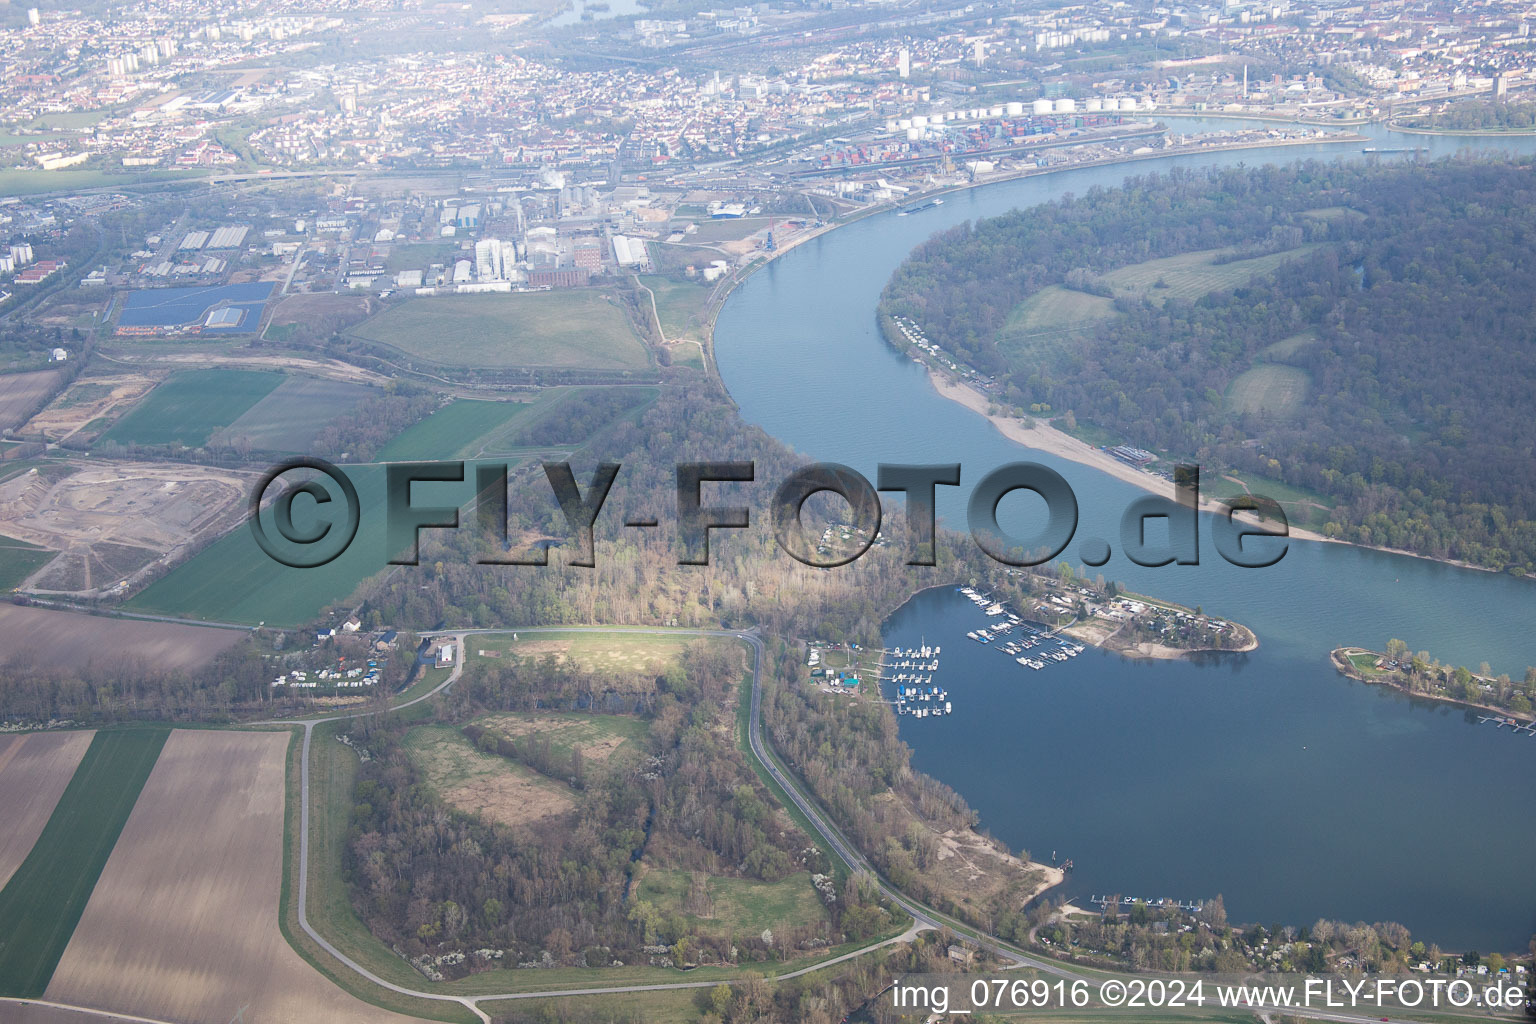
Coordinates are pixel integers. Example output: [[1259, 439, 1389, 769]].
[[1331, 647, 1534, 724], [926, 368, 1333, 545], [923, 364, 1519, 580], [701, 126, 1366, 375]]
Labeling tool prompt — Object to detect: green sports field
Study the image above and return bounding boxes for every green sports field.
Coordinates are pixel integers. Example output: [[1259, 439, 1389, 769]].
[[0, 729, 169, 997], [348, 291, 651, 370], [99, 369, 283, 448]]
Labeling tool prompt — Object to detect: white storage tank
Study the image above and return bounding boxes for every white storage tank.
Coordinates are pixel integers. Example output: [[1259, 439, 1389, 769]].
[[1006, 101, 1024, 116], [906, 127, 922, 141], [898, 118, 912, 129], [912, 114, 928, 127], [885, 119, 898, 132], [1086, 97, 1103, 112], [1054, 97, 1077, 113], [1118, 97, 1138, 111], [988, 105, 1003, 117], [1032, 98, 1053, 114]]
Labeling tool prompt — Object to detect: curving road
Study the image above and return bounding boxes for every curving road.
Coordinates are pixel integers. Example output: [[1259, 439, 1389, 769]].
[[265, 626, 1472, 1024]]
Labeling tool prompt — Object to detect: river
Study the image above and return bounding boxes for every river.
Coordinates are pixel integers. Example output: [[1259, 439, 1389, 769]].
[[713, 119, 1536, 950]]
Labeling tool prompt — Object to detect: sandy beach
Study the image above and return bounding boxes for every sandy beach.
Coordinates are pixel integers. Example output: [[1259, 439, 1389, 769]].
[[927, 368, 1335, 544]]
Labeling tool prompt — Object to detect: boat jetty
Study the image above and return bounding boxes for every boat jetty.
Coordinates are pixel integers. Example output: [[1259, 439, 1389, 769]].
[[883, 641, 952, 719], [959, 586, 1085, 673], [1090, 894, 1205, 912]]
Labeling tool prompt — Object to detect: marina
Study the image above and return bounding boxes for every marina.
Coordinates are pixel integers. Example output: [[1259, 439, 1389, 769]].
[[880, 642, 952, 718], [880, 588, 1091, 722], [958, 586, 1084, 671]]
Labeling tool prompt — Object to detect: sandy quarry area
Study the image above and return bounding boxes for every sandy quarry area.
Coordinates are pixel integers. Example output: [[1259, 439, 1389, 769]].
[[44, 730, 429, 1024], [21, 375, 159, 442], [0, 731, 94, 889], [0, 461, 249, 596]]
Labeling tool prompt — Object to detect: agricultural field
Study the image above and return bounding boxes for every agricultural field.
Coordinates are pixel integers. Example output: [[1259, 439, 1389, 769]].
[[996, 285, 1118, 366], [1226, 363, 1310, 417], [0, 729, 168, 997], [1096, 244, 1320, 303], [125, 463, 391, 626], [207, 374, 374, 452], [634, 866, 828, 939], [1259, 330, 1318, 360], [375, 398, 530, 461], [98, 368, 283, 448], [469, 712, 649, 775], [0, 370, 63, 432], [348, 290, 651, 370], [403, 724, 577, 828], [0, 732, 95, 889], [997, 245, 1319, 369], [0, 604, 244, 672], [44, 730, 428, 1024], [20, 374, 158, 443], [0, 461, 250, 597]]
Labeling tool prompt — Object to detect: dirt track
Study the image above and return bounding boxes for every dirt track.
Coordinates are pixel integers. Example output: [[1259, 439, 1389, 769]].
[[0, 731, 94, 888], [44, 730, 428, 1024]]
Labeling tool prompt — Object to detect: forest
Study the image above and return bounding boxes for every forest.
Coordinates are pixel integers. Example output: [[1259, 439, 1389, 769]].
[[340, 640, 901, 975], [880, 158, 1536, 571]]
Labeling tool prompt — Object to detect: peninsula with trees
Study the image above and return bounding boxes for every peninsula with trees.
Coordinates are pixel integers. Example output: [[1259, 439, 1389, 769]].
[[879, 158, 1536, 575], [1332, 640, 1536, 722]]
